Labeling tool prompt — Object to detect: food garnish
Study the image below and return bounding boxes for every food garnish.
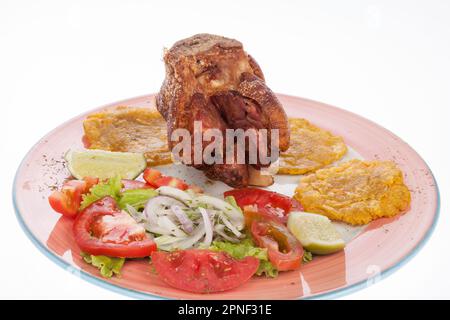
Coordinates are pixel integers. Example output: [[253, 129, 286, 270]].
[[79, 175, 123, 210], [208, 239, 278, 277], [288, 212, 345, 255], [224, 188, 303, 225], [140, 187, 246, 251], [295, 159, 411, 225], [73, 196, 157, 258], [249, 218, 304, 271], [151, 249, 259, 293], [81, 253, 125, 278], [302, 251, 313, 263], [66, 149, 146, 180], [143, 168, 188, 190], [117, 188, 158, 211], [48, 178, 96, 217]]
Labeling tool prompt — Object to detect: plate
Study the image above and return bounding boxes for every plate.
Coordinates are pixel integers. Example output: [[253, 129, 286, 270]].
[[12, 94, 440, 299]]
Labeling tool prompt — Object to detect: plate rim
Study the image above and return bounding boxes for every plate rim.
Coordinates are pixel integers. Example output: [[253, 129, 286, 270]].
[[12, 93, 441, 300]]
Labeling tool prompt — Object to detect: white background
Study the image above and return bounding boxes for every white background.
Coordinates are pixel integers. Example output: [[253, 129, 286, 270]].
[[0, 0, 449, 299]]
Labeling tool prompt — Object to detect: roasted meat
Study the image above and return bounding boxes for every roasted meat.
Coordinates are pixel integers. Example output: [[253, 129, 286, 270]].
[[157, 34, 289, 187]]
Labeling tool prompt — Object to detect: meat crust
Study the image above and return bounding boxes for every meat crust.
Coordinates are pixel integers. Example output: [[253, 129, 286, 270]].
[[157, 34, 289, 187]]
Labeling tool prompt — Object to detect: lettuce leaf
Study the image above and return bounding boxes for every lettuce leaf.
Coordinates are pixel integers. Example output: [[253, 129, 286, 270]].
[[118, 188, 158, 211], [302, 250, 313, 263], [224, 196, 243, 214], [81, 252, 125, 278], [257, 260, 278, 277], [80, 175, 122, 210], [209, 238, 278, 278]]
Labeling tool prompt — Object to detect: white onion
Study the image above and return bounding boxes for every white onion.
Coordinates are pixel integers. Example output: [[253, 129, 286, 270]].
[[158, 216, 187, 238], [157, 186, 193, 205], [144, 224, 172, 236], [218, 212, 243, 238], [214, 224, 240, 243], [199, 208, 213, 247], [141, 190, 248, 251], [171, 205, 194, 233], [125, 204, 144, 223], [154, 235, 183, 251], [175, 223, 206, 250], [194, 195, 244, 230], [144, 196, 185, 226]]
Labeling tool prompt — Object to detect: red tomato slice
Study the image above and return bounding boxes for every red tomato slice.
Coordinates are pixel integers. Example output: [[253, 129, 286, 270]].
[[143, 168, 189, 190], [224, 188, 303, 224], [250, 219, 303, 271], [143, 168, 162, 187], [121, 179, 152, 191], [48, 188, 81, 217], [82, 176, 99, 193], [151, 249, 259, 293], [73, 196, 156, 258], [49, 178, 101, 217], [154, 176, 189, 190], [48, 180, 87, 217]]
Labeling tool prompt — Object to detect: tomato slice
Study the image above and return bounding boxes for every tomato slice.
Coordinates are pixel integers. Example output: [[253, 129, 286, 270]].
[[143, 168, 162, 187], [224, 188, 303, 224], [49, 178, 101, 217], [151, 249, 259, 293], [48, 180, 87, 217], [73, 196, 156, 258], [83, 176, 99, 193], [143, 168, 189, 190], [121, 179, 152, 191], [250, 219, 303, 271], [153, 176, 189, 190], [48, 188, 81, 217]]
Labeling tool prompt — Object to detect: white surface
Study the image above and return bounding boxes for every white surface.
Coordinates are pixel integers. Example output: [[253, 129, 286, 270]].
[[0, 0, 449, 300]]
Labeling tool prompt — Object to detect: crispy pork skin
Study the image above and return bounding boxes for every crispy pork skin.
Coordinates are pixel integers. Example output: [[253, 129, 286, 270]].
[[157, 34, 289, 187]]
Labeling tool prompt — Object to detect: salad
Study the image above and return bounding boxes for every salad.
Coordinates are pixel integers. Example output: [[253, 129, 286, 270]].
[[48, 150, 345, 293]]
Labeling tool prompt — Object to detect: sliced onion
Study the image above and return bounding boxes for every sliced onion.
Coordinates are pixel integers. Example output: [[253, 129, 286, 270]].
[[158, 215, 187, 238], [175, 223, 206, 250], [214, 224, 240, 243], [157, 186, 193, 205], [171, 205, 194, 233], [218, 212, 243, 238], [144, 196, 185, 226], [144, 224, 172, 236], [198, 207, 213, 247], [154, 235, 183, 251], [194, 195, 244, 230], [125, 204, 144, 223]]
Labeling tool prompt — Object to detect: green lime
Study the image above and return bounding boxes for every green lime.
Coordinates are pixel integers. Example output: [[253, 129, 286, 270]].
[[66, 149, 146, 180], [287, 211, 346, 255]]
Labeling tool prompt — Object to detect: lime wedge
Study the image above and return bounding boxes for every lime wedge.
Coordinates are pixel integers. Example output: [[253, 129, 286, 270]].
[[287, 212, 345, 255], [66, 149, 147, 180]]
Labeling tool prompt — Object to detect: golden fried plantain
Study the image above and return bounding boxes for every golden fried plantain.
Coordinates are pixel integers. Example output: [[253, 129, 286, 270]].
[[83, 106, 172, 166], [294, 160, 411, 225], [278, 118, 347, 175]]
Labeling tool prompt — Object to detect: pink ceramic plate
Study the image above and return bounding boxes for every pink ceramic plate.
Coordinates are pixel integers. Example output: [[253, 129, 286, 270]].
[[13, 94, 439, 299]]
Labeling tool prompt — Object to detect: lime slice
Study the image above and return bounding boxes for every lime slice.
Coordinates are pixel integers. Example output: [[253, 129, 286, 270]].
[[66, 149, 147, 180], [287, 212, 345, 255]]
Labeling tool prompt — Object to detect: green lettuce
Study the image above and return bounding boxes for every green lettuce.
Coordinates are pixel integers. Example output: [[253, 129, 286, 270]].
[[80, 175, 122, 210], [302, 251, 313, 263], [209, 238, 278, 278], [118, 188, 158, 211], [224, 196, 243, 214], [257, 260, 278, 278], [81, 252, 125, 278]]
